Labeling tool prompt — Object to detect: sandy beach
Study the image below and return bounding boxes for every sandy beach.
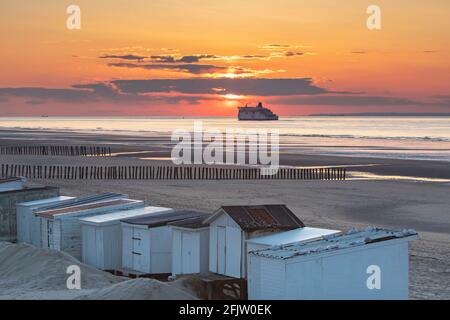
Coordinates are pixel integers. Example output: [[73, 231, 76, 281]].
[[0, 128, 449, 299]]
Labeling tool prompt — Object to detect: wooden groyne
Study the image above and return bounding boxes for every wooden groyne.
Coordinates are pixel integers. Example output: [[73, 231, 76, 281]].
[[0, 164, 346, 181], [0, 146, 111, 157]]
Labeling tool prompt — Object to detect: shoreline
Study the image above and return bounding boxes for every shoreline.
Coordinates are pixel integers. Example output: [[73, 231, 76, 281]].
[[0, 127, 449, 180]]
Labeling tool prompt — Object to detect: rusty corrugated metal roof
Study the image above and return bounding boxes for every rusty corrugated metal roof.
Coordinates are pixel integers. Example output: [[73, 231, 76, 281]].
[[219, 205, 305, 232]]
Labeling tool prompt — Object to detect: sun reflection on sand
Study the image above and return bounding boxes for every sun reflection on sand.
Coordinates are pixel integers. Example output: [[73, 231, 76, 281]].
[[349, 171, 450, 183]]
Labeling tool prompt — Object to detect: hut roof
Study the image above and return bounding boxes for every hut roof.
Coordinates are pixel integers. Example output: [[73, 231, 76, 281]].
[[121, 210, 207, 228], [36, 192, 126, 211], [0, 177, 25, 184], [79, 206, 173, 225], [246, 227, 341, 246], [169, 214, 211, 229], [0, 186, 59, 195], [35, 199, 139, 218], [249, 227, 418, 260], [205, 204, 305, 232], [17, 196, 75, 207]]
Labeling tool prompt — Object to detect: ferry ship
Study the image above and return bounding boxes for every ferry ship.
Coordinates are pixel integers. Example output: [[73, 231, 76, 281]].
[[238, 102, 279, 121]]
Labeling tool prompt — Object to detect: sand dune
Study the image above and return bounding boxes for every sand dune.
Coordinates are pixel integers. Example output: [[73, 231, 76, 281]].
[[0, 242, 195, 300], [76, 278, 196, 300]]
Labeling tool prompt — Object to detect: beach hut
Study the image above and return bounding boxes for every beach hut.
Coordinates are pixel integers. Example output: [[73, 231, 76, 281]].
[[79, 206, 173, 270], [0, 177, 26, 192], [0, 185, 60, 241], [247, 227, 418, 300], [16, 196, 75, 245], [36, 198, 144, 259], [204, 205, 305, 279], [18, 193, 127, 247], [121, 210, 207, 274], [170, 215, 211, 276]]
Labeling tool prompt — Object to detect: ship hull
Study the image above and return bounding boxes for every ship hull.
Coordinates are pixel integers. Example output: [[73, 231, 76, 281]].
[[238, 117, 279, 121], [237, 102, 279, 121]]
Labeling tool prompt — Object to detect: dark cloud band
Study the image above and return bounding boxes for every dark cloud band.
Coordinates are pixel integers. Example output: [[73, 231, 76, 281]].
[[108, 62, 226, 74], [111, 78, 327, 96]]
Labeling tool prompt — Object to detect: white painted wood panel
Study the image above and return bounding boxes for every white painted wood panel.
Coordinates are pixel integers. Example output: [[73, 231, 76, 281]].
[[217, 226, 226, 275], [172, 228, 209, 276], [181, 232, 196, 274], [102, 225, 122, 270], [81, 225, 97, 266], [150, 227, 172, 273], [226, 226, 242, 278], [199, 229, 209, 274], [248, 240, 412, 300], [260, 259, 286, 300], [30, 215, 43, 247], [132, 228, 150, 272], [171, 229, 182, 275], [209, 224, 217, 273], [122, 225, 133, 269]]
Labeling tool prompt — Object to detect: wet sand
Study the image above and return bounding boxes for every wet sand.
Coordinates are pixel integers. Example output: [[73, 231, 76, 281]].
[[1, 127, 450, 179]]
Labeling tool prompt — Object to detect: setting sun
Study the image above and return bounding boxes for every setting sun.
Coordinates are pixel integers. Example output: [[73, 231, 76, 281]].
[[223, 94, 244, 100]]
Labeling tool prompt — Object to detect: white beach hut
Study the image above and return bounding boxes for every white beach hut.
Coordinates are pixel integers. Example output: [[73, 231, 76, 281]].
[[16, 196, 75, 245], [247, 228, 418, 300], [170, 215, 210, 276], [204, 205, 305, 279], [121, 210, 207, 274], [21, 193, 128, 248], [36, 198, 144, 259], [79, 206, 173, 270]]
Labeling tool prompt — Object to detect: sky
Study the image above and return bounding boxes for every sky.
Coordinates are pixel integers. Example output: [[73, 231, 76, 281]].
[[0, 0, 449, 116]]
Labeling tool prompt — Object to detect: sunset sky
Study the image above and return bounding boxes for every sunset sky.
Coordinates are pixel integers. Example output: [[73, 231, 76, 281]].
[[0, 0, 449, 116]]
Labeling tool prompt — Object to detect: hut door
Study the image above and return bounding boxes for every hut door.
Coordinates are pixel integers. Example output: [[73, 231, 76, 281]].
[[83, 227, 97, 267], [132, 228, 145, 272], [225, 227, 242, 278], [181, 232, 195, 274], [217, 226, 226, 274], [122, 226, 133, 269]]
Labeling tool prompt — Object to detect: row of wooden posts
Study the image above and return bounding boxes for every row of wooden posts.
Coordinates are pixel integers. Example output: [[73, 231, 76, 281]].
[[0, 164, 346, 180], [0, 146, 111, 156]]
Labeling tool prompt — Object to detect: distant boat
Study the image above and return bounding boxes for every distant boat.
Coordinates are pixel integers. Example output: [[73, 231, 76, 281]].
[[238, 102, 279, 121]]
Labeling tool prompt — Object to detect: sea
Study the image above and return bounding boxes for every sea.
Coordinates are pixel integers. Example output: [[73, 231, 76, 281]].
[[0, 116, 449, 162]]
